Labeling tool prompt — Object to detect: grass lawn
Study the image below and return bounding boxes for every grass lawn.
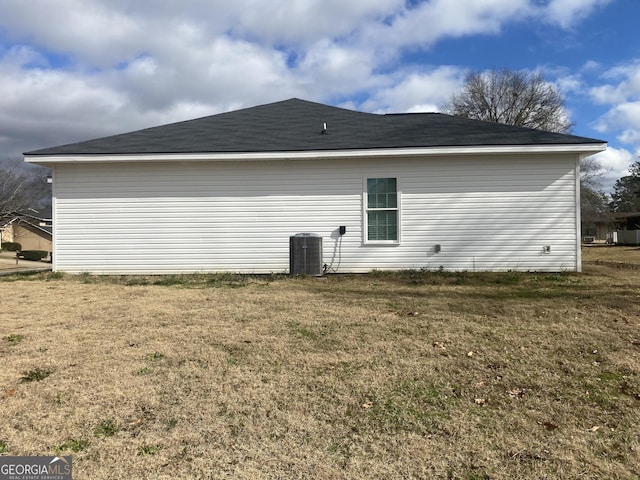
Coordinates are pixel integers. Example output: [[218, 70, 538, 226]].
[[1, 247, 639, 479]]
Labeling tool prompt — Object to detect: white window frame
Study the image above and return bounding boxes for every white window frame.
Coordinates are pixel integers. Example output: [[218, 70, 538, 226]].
[[363, 176, 401, 245]]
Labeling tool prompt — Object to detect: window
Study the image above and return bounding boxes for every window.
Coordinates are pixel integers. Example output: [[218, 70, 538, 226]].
[[366, 177, 399, 242]]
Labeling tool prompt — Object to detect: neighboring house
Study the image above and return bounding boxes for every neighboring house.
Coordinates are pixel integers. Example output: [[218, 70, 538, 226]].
[[612, 212, 640, 231], [1, 209, 52, 252], [581, 223, 609, 243], [24, 98, 606, 274], [581, 214, 612, 242], [584, 212, 640, 243]]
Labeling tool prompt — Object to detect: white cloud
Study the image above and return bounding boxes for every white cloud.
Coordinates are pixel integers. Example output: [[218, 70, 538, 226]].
[[555, 73, 585, 96], [589, 62, 640, 168], [593, 102, 640, 144], [0, 49, 130, 153], [357, 0, 531, 54], [360, 66, 466, 113], [0, 0, 624, 161], [590, 61, 640, 104], [590, 84, 623, 105], [542, 0, 614, 29], [295, 40, 383, 98], [230, 0, 403, 47], [116, 36, 300, 112], [0, 1, 612, 69], [581, 60, 601, 72], [0, 33, 308, 155], [591, 146, 636, 192], [618, 129, 640, 146], [0, 0, 142, 67]]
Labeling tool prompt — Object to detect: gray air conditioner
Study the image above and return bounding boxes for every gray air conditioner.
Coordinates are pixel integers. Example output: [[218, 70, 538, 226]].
[[289, 233, 323, 276]]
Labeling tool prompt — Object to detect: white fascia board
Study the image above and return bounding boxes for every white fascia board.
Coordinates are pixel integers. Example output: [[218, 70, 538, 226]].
[[24, 143, 607, 164]]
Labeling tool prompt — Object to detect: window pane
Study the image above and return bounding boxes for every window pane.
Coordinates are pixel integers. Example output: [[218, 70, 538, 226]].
[[367, 178, 397, 209], [366, 178, 398, 241], [367, 211, 398, 241], [367, 179, 381, 208]]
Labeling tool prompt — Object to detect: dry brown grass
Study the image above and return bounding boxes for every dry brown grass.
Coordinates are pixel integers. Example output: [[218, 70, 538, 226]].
[[1, 248, 639, 479], [582, 244, 640, 266]]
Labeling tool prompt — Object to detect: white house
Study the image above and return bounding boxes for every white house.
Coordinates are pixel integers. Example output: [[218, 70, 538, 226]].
[[24, 98, 606, 274]]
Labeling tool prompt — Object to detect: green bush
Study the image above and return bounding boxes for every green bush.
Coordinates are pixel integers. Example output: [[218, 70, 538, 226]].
[[2, 242, 21, 252], [18, 250, 48, 261]]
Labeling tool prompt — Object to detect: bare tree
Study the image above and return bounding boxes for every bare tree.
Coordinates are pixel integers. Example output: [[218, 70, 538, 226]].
[[580, 155, 611, 223], [0, 158, 51, 218], [443, 69, 573, 133], [0, 160, 29, 217], [580, 155, 608, 190]]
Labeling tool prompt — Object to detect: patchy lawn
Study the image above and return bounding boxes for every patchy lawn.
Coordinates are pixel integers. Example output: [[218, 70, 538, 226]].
[[1, 249, 639, 479], [582, 244, 640, 267]]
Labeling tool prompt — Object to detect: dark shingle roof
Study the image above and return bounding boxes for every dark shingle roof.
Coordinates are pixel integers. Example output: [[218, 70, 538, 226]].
[[25, 98, 605, 156]]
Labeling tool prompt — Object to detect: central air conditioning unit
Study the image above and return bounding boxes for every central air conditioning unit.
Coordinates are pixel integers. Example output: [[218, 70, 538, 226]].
[[289, 233, 323, 276]]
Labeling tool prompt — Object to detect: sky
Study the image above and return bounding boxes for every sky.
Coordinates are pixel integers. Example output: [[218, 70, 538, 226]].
[[0, 0, 639, 192]]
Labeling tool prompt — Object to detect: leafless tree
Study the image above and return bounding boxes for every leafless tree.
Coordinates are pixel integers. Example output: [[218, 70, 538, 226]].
[[580, 155, 608, 190], [443, 68, 573, 133], [0, 158, 51, 218]]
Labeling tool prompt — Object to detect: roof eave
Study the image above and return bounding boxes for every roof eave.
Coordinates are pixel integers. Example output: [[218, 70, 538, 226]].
[[24, 143, 608, 165]]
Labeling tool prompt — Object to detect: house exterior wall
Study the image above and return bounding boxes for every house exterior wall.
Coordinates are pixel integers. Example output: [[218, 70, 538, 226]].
[[12, 225, 52, 251], [1, 224, 52, 251], [1, 225, 13, 244], [51, 154, 580, 274]]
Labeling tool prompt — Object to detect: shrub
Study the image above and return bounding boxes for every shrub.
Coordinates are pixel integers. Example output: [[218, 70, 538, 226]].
[[2, 242, 21, 252], [18, 250, 48, 261]]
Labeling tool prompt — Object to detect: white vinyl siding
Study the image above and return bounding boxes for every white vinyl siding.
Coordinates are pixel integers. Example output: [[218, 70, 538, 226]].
[[51, 153, 579, 273]]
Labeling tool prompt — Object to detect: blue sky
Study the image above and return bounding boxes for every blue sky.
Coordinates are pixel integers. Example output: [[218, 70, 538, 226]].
[[0, 0, 638, 191]]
